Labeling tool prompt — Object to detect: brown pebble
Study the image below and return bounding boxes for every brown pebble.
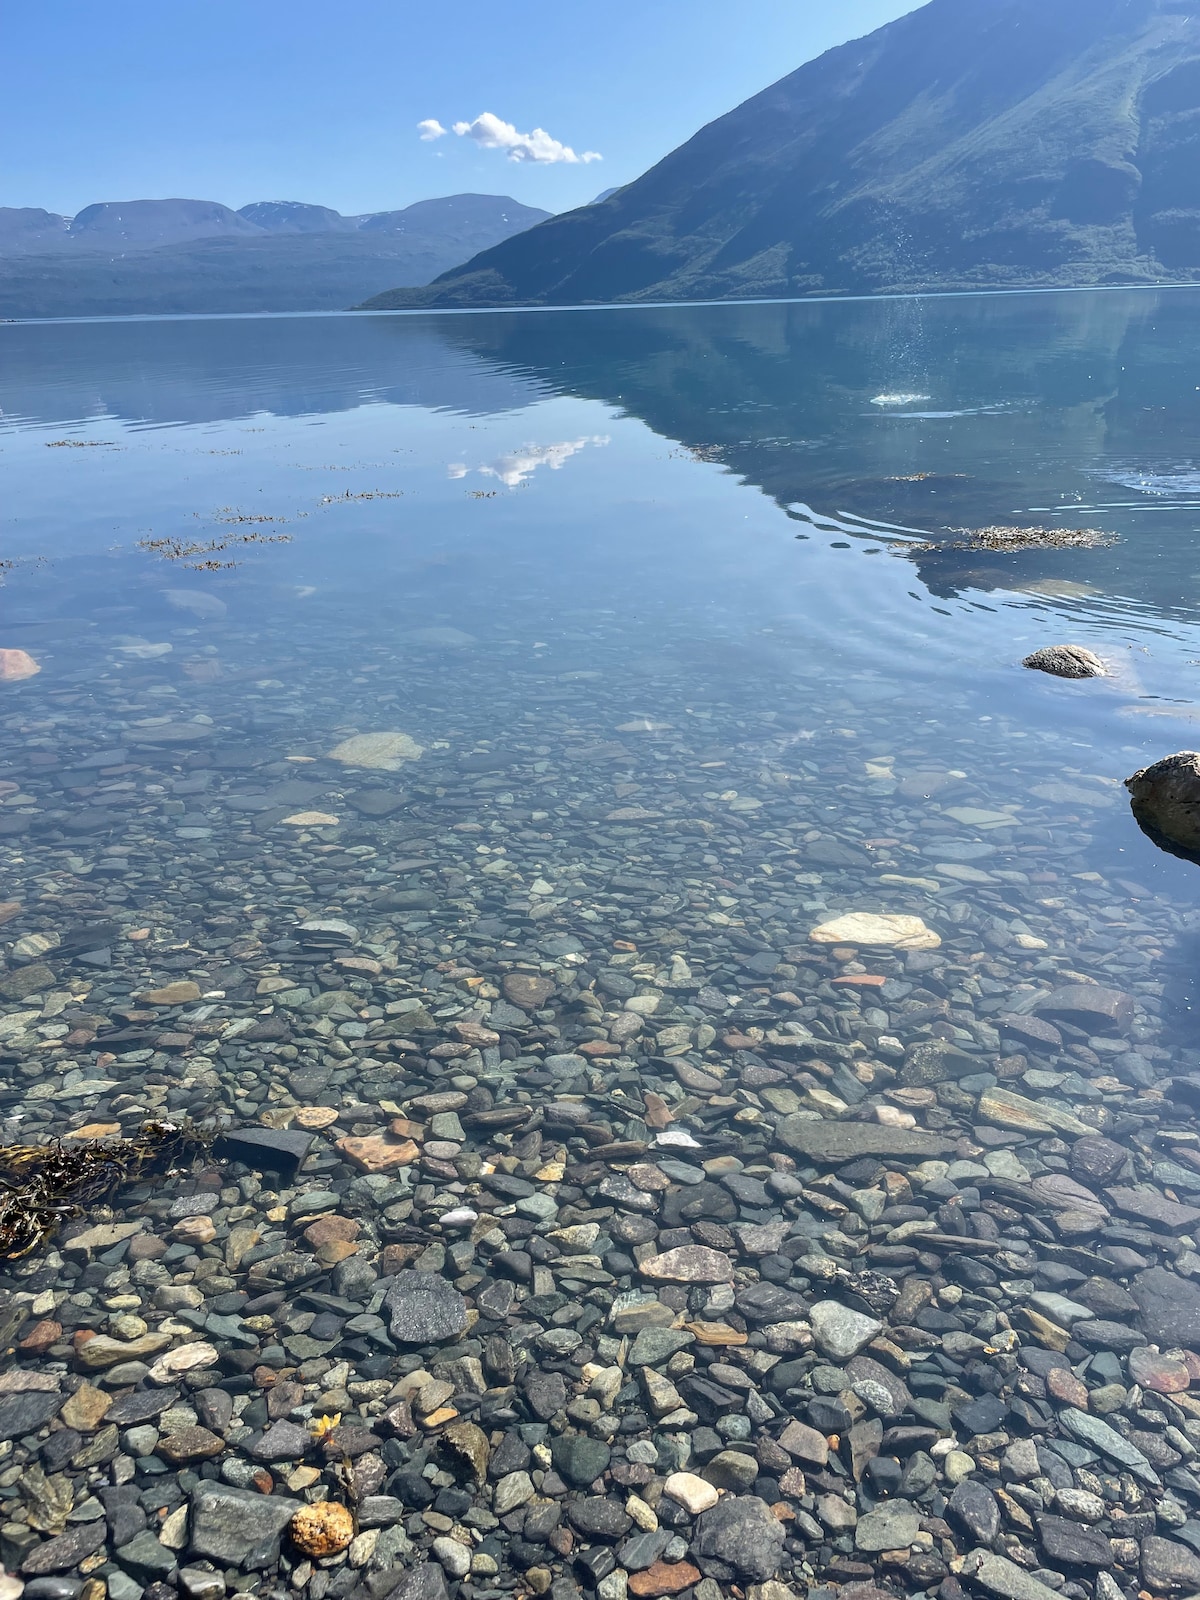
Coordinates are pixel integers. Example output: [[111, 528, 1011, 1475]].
[[1129, 1347, 1191, 1394], [293, 1106, 340, 1130], [628, 1562, 702, 1597], [1047, 1367, 1090, 1408], [127, 1235, 168, 1263], [388, 1117, 423, 1140], [502, 973, 556, 1010], [337, 1133, 420, 1173], [381, 1243, 425, 1275], [316, 1240, 359, 1266], [172, 1216, 216, 1245], [303, 1215, 361, 1248], [643, 1092, 674, 1128], [19, 1319, 62, 1354]]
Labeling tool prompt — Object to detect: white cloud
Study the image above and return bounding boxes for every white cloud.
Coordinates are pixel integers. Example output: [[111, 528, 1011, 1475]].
[[417, 119, 447, 142], [450, 112, 601, 165], [477, 436, 610, 487]]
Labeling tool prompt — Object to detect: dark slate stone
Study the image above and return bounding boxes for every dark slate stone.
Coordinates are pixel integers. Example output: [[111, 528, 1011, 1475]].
[[949, 1480, 1001, 1545], [566, 1499, 633, 1541], [378, 1563, 451, 1600], [115, 1529, 178, 1581], [550, 1435, 611, 1487], [384, 1274, 468, 1345], [247, 1420, 312, 1462], [1038, 1515, 1114, 1568], [0, 1390, 61, 1441], [952, 1394, 1008, 1436], [20, 1523, 108, 1576], [523, 1371, 568, 1422], [734, 1283, 810, 1323], [775, 1118, 956, 1163], [1139, 1260, 1200, 1350], [693, 1495, 786, 1582], [214, 1126, 313, 1179]]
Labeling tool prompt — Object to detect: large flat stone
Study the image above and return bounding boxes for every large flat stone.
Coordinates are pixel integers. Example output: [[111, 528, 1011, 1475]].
[[1133, 1267, 1200, 1347], [189, 1483, 301, 1571], [977, 1087, 1090, 1137], [963, 1549, 1067, 1600], [1034, 984, 1133, 1037], [1106, 1186, 1200, 1235], [775, 1118, 955, 1163]]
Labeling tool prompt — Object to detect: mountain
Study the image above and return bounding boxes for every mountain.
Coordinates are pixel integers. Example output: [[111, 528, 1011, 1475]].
[[237, 201, 355, 234], [360, 0, 1200, 309], [0, 194, 551, 317], [0, 208, 70, 253], [70, 198, 262, 249]]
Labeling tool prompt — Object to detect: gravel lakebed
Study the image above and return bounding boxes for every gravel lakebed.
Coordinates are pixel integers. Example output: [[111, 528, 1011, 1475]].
[[0, 610, 1198, 1600]]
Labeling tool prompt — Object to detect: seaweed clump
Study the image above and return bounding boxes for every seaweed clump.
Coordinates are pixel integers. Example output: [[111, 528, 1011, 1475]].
[[0, 1120, 207, 1259], [935, 524, 1118, 552]]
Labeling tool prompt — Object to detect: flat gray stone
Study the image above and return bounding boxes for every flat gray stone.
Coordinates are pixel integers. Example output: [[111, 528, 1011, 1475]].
[[1143, 1535, 1200, 1593], [810, 1300, 883, 1361], [189, 1483, 300, 1571], [1106, 1186, 1200, 1235], [855, 1498, 920, 1552], [247, 1420, 311, 1462], [963, 1549, 1067, 1600], [775, 1118, 955, 1163], [1133, 1267, 1200, 1347], [1059, 1407, 1159, 1485], [0, 1389, 61, 1440]]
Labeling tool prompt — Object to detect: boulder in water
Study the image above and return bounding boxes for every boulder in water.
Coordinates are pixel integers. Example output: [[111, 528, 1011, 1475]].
[[1022, 644, 1105, 678], [1126, 751, 1200, 856]]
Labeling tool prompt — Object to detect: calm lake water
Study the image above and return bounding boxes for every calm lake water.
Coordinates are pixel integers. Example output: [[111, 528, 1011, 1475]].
[[3, 288, 1200, 1107]]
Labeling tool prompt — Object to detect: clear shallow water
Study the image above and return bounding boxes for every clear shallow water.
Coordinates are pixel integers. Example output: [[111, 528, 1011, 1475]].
[[7, 290, 1200, 1597], [3, 289, 1200, 1084]]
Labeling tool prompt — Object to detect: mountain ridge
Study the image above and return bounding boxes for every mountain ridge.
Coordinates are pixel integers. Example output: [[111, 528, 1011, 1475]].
[[360, 0, 1200, 310], [0, 194, 550, 256], [0, 195, 552, 318]]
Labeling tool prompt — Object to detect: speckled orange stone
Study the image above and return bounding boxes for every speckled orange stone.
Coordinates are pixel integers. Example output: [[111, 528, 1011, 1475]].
[[289, 1501, 355, 1557]]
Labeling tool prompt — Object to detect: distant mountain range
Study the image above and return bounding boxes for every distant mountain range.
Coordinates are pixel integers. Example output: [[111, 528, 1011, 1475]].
[[362, 0, 1200, 310], [0, 195, 551, 317]]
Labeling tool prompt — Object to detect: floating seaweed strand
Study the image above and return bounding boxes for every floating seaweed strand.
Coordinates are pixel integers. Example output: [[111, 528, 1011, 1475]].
[[0, 1119, 209, 1259]]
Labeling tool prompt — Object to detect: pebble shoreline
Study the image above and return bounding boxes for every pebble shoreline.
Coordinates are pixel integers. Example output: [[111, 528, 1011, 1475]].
[[0, 622, 1197, 1600]]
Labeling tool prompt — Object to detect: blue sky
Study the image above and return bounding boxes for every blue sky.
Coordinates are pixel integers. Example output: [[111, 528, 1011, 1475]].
[[5, 1, 919, 218]]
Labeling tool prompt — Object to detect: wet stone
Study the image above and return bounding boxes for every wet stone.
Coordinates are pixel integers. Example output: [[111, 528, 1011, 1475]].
[[188, 1484, 301, 1570], [693, 1496, 786, 1581], [854, 1499, 920, 1553]]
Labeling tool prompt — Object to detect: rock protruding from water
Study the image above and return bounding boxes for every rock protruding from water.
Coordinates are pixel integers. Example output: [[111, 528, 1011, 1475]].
[[1022, 644, 1105, 678], [1126, 750, 1200, 855]]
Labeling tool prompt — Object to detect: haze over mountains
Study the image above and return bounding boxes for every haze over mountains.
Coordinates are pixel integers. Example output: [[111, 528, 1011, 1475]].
[[364, 0, 1200, 310], [0, 195, 551, 317]]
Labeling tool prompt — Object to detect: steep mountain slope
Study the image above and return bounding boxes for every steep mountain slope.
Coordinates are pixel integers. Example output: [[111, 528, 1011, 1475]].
[[361, 0, 1200, 309], [0, 195, 551, 317]]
